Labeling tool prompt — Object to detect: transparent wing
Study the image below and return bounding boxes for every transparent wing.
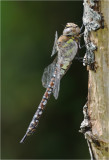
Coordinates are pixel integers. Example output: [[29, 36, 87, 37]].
[[53, 62, 61, 99], [52, 41, 78, 99], [42, 57, 57, 88], [51, 31, 58, 57], [42, 57, 61, 99], [42, 31, 58, 88], [64, 40, 78, 60], [71, 41, 78, 59]]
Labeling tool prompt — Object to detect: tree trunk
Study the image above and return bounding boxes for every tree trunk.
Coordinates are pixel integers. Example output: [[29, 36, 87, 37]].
[[80, 0, 109, 159]]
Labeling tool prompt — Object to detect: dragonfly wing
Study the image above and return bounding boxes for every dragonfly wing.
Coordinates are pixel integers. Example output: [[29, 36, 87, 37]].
[[53, 74, 60, 99], [52, 40, 78, 99], [53, 62, 61, 99], [42, 57, 57, 88], [51, 31, 58, 57], [69, 41, 78, 60]]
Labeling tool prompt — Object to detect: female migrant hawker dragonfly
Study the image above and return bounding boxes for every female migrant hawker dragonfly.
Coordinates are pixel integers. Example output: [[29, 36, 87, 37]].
[[20, 23, 81, 143]]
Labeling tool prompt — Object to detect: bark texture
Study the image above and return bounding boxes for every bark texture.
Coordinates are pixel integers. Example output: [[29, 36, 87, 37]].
[[81, 0, 109, 159], [88, 1, 109, 159]]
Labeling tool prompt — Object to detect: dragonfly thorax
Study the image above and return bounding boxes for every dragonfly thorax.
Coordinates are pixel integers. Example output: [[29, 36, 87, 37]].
[[63, 23, 80, 37]]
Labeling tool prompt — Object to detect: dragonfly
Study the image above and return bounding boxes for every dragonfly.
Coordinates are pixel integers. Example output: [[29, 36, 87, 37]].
[[20, 23, 81, 143]]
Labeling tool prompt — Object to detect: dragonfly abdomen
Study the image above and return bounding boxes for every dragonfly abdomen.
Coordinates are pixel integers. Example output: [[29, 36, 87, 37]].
[[20, 71, 56, 143]]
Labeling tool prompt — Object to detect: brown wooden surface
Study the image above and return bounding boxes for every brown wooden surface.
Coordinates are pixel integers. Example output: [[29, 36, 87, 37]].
[[87, 1, 109, 159]]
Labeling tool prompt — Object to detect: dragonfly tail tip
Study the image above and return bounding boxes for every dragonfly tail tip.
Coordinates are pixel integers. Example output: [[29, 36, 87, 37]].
[[20, 134, 27, 143]]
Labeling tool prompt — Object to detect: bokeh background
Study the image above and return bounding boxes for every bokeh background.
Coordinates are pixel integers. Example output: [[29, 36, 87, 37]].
[[1, 1, 90, 159]]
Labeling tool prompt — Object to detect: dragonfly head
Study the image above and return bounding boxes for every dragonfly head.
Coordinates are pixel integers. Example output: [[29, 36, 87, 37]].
[[63, 23, 80, 37]]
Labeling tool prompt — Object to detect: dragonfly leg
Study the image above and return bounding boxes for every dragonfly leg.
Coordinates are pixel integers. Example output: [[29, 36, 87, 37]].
[[80, 23, 85, 33], [79, 41, 92, 49], [75, 56, 84, 63], [79, 43, 86, 49]]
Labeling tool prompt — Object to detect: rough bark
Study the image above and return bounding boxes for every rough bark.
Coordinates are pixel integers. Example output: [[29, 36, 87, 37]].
[[80, 0, 109, 159]]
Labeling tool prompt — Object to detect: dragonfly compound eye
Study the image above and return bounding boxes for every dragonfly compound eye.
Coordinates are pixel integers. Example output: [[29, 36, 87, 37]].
[[63, 23, 80, 36], [63, 27, 80, 36], [63, 28, 73, 36]]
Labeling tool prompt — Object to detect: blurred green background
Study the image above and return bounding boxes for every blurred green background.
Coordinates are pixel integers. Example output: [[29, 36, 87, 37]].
[[1, 1, 90, 159]]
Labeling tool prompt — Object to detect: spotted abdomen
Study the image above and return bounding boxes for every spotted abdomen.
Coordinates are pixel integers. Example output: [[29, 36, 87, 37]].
[[20, 71, 56, 143]]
